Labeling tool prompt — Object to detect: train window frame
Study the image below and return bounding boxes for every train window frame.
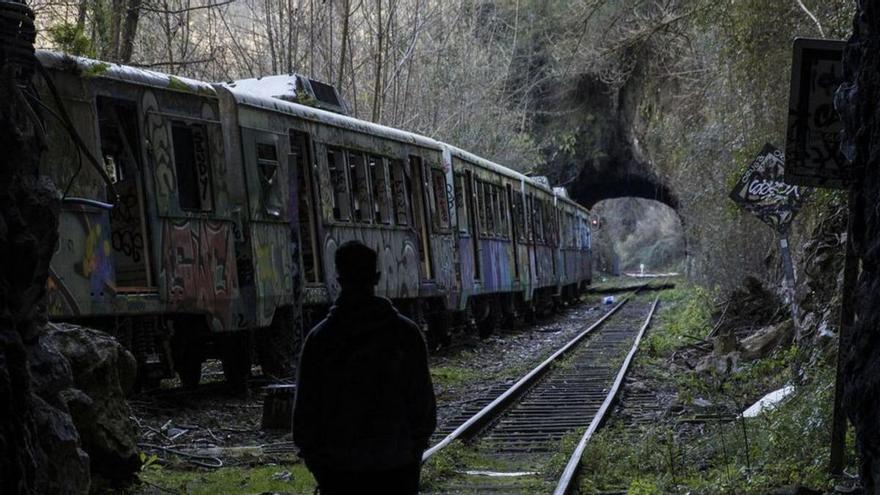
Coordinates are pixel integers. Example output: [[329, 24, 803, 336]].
[[476, 180, 487, 235], [429, 167, 451, 232], [256, 141, 283, 219], [512, 190, 525, 242], [389, 159, 410, 226], [326, 147, 352, 222], [455, 173, 469, 235], [498, 185, 509, 240], [368, 155, 392, 225], [170, 120, 214, 212], [347, 151, 372, 224]]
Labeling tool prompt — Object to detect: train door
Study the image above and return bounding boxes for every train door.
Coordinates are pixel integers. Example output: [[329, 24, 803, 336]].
[[408, 155, 433, 280], [506, 184, 520, 281], [289, 131, 322, 284], [96, 96, 154, 290]]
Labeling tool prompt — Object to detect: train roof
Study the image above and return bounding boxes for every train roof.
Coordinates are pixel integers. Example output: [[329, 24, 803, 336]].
[[36, 50, 217, 96], [220, 82, 555, 194], [36, 50, 587, 212]]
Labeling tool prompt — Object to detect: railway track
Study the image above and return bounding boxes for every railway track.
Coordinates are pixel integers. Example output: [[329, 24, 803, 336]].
[[423, 292, 661, 494]]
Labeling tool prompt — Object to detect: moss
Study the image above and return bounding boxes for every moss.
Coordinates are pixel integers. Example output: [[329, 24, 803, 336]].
[[82, 62, 110, 78], [167, 75, 193, 93]]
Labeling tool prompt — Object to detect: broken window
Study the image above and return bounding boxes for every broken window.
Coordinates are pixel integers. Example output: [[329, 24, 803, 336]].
[[389, 159, 409, 226], [369, 155, 391, 224], [256, 142, 282, 218], [430, 168, 450, 231], [348, 151, 371, 223], [172, 121, 213, 212], [327, 148, 351, 221]]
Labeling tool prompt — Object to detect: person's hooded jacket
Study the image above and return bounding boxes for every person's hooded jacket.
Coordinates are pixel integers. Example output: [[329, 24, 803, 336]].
[[292, 292, 437, 472]]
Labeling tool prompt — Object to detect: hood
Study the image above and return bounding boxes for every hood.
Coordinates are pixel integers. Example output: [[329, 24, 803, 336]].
[[325, 293, 399, 337]]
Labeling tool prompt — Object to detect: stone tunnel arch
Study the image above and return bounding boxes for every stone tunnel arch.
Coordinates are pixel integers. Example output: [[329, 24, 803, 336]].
[[566, 173, 679, 211]]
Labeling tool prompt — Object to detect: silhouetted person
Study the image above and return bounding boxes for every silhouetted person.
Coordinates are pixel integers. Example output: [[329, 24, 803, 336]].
[[293, 240, 437, 495]]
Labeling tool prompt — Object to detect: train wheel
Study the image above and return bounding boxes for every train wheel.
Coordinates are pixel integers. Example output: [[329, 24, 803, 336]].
[[477, 299, 497, 338], [256, 306, 297, 379], [427, 311, 451, 350], [219, 332, 252, 392], [170, 317, 206, 388]]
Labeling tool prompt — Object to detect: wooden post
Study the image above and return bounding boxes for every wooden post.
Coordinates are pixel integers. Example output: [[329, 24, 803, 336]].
[[779, 234, 801, 344], [829, 188, 859, 475]]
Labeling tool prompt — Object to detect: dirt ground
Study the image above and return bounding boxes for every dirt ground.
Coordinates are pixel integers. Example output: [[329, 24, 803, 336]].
[[130, 292, 627, 494]]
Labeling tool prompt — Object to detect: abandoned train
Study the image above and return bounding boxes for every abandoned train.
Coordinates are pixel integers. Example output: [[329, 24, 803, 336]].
[[35, 50, 592, 387]]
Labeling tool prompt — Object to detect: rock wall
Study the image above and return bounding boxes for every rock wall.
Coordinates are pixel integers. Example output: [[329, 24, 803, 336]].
[[840, 0, 880, 491], [1, 2, 88, 492]]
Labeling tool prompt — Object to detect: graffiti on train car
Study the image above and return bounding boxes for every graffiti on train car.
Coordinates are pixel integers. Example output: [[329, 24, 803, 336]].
[[251, 223, 295, 325], [322, 229, 420, 301], [478, 240, 514, 292], [161, 219, 238, 328]]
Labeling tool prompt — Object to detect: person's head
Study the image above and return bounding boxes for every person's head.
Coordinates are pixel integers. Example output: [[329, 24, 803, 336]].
[[335, 240, 380, 294]]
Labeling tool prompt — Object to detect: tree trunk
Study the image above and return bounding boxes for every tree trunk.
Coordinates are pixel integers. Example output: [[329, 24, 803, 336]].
[[840, 1, 880, 492], [118, 0, 142, 64]]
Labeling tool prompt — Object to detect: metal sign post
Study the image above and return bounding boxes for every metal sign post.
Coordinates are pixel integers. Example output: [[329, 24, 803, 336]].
[[729, 144, 811, 346], [782, 38, 851, 476]]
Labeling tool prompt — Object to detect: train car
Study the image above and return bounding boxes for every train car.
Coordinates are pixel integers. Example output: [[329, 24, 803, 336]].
[[34, 50, 592, 388]]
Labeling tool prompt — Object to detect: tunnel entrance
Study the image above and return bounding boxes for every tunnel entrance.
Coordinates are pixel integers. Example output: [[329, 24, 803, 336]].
[[590, 197, 685, 278]]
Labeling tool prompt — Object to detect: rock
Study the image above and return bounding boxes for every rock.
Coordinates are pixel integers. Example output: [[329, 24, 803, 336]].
[[25, 327, 92, 494], [43, 323, 140, 482], [713, 327, 737, 355], [696, 352, 741, 375], [741, 320, 793, 360]]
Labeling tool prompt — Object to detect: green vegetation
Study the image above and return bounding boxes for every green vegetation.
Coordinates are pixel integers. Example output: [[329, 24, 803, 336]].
[[577, 284, 857, 494], [47, 23, 94, 57], [645, 285, 713, 357], [431, 363, 480, 389], [137, 463, 316, 494], [167, 76, 194, 92]]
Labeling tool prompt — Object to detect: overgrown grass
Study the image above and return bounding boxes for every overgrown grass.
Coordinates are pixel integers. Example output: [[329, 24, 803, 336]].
[[577, 283, 858, 494], [645, 285, 714, 357], [137, 463, 316, 494], [430, 363, 481, 389]]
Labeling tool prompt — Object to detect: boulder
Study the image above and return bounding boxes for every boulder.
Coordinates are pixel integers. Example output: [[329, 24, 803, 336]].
[[24, 328, 92, 494], [741, 320, 793, 360], [42, 323, 140, 482]]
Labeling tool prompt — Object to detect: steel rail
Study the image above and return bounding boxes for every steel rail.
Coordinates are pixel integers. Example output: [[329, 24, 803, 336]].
[[552, 295, 660, 495], [422, 292, 638, 462]]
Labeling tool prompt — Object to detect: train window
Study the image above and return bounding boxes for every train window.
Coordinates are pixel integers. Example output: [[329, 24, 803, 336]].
[[498, 186, 508, 239], [484, 183, 495, 236], [327, 148, 351, 221], [511, 191, 524, 242], [389, 159, 409, 226], [171, 121, 213, 212], [256, 142, 282, 218], [455, 174, 469, 234], [369, 155, 391, 224], [476, 181, 487, 234], [534, 199, 544, 244], [491, 186, 500, 237], [348, 152, 371, 223], [430, 168, 451, 231]]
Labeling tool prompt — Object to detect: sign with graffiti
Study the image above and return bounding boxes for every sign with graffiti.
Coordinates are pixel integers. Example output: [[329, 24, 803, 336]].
[[730, 144, 812, 234], [784, 38, 848, 188]]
